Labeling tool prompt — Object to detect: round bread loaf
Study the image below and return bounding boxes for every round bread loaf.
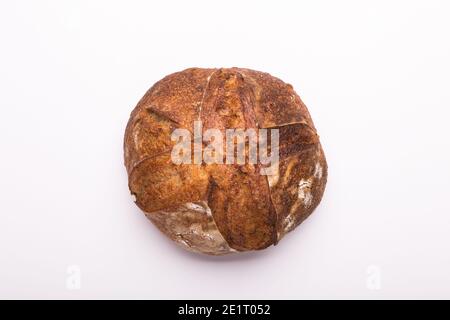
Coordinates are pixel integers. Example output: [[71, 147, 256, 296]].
[[124, 68, 327, 255]]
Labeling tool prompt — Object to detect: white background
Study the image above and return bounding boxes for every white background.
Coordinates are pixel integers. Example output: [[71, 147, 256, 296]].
[[1, 0, 449, 299]]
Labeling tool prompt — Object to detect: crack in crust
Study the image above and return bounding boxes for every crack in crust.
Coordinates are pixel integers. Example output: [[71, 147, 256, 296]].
[[198, 69, 218, 121]]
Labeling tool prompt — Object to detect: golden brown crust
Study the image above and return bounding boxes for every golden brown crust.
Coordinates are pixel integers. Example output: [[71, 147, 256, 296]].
[[124, 67, 327, 255], [269, 144, 328, 239], [128, 153, 210, 212], [205, 163, 277, 251], [237, 68, 315, 129]]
